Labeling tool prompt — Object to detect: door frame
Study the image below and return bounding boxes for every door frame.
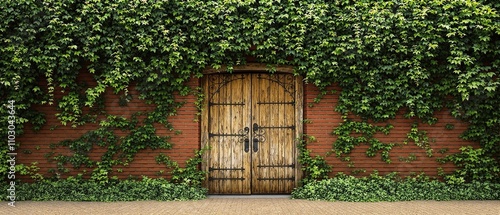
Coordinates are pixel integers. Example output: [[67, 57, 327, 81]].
[[200, 63, 303, 193]]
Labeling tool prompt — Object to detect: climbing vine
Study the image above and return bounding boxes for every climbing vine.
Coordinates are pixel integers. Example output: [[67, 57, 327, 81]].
[[404, 123, 434, 157], [0, 0, 499, 182], [331, 120, 395, 163], [46, 114, 173, 181], [156, 147, 208, 187], [297, 135, 332, 185]]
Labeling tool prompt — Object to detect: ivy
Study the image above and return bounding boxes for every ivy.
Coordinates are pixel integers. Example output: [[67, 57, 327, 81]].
[[17, 162, 44, 182], [292, 172, 500, 201], [192, 87, 205, 122], [46, 114, 172, 181], [404, 123, 434, 157], [155, 147, 207, 187], [444, 146, 500, 183], [331, 120, 395, 163], [0, 176, 207, 201], [0, 0, 498, 183], [297, 135, 332, 185]]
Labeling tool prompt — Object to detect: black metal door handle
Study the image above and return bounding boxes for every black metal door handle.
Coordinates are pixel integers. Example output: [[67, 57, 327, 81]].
[[243, 127, 249, 153], [253, 123, 259, 132], [244, 138, 249, 152], [252, 123, 259, 152]]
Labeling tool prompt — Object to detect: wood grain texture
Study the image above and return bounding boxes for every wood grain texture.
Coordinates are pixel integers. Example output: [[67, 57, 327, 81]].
[[202, 73, 300, 194]]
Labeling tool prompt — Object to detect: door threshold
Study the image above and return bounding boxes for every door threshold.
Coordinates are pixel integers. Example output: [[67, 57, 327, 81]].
[[208, 195, 291, 199]]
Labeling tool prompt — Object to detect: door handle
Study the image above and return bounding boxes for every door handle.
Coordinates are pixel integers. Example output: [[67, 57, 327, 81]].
[[253, 123, 259, 133], [243, 127, 250, 152], [252, 123, 260, 152], [244, 138, 249, 152], [253, 138, 259, 152]]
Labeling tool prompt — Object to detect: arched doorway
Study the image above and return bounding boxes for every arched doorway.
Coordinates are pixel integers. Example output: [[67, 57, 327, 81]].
[[201, 66, 303, 194]]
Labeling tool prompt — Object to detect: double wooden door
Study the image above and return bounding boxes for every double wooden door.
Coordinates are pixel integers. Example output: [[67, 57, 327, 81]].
[[202, 73, 300, 194]]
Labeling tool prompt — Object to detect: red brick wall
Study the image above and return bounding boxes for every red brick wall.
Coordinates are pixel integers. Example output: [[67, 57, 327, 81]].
[[17, 72, 200, 180], [111, 77, 201, 178], [17, 72, 476, 181], [303, 84, 478, 178]]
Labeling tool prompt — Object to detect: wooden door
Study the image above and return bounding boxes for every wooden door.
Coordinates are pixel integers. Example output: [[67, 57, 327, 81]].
[[202, 73, 301, 194]]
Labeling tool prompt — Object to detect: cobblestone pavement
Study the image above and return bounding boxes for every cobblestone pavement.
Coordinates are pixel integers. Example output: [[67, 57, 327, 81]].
[[1, 196, 499, 215]]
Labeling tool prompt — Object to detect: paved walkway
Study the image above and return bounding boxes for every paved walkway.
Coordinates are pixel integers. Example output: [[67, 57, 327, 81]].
[[2, 196, 499, 215]]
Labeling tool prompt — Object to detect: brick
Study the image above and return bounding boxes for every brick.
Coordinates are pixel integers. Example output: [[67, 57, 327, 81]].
[[16, 72, 478, 181]]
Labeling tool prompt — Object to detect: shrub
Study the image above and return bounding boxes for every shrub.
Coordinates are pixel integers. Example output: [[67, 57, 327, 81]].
[[444, 146, 500, 183], [1, 176, 207, 202], [291, 173, 500, 201]]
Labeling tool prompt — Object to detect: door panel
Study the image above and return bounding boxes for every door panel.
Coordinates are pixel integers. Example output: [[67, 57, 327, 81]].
[[251, 74, 296, 194], [206, 74, 251, 194], [204, 73, 297, 194]]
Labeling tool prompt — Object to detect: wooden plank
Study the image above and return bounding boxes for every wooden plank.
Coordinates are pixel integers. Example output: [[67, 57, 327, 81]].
[[242, 74, 252, 194], [284, 74, 296, 193], [231, 76, 239, 193], [262, 74, 272, 193], [213, 75, 223, 193], [201, 75, 210, 190], [222, 75, 231, 193], [250, 74, 263, 193], [272, 74, 281, 193], [294, 75, 304, 188], [223, 74, 237, 194], [282, 74, 288, 193], [251, 74, 260, 193], [229, 74, 246, 194]]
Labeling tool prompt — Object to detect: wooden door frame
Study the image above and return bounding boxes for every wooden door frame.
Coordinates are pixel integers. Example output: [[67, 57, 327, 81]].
[[201, 63, 303, 192]]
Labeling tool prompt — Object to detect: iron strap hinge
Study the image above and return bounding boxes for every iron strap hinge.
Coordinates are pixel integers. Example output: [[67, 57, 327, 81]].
[[257, 177, 295, 181], [209, 167, 245, 171], [209, 177, 245, 181], [256, 101, 295, 105], [209, 133, 246, 138], [209, 102, 245, 106], [257, 164, 295, 168], [257, 125, 295, 130]]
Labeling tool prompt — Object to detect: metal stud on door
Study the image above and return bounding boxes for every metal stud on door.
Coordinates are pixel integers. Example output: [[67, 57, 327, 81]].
[[251, 74, 297, 194], [204, 74, 251, 194], [203, 73, 298, 194]]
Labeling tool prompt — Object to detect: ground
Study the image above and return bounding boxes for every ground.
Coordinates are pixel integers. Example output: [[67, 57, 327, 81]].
[[1, 196, 499, 215]]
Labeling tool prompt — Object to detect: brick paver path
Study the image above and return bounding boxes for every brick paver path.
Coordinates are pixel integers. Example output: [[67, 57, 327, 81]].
[[2, 196, 499, 215]]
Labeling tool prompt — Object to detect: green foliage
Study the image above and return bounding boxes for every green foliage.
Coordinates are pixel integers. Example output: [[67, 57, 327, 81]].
[[0, 176, 207, 201], [156, 147, 208, 187], [444, 146, 500, 183], [46, 115, 172, 181], [0, 0, 498, 185], [404, 123, 433, 157], [0, 145, 10, 179], [297, 135, 332, 185], [192, 87, 205, 122], [332, 120, 395, 163], [16, 162, 44, 182], [398, 153, 417, 163], [292, 172, 500, 201]]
